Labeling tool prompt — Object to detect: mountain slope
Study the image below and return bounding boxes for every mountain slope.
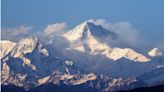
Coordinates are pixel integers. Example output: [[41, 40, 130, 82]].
[[138, 66, 164, 86], [63, 20, 150, 62], [1, 72, 145, 92], [1, 20, 164, 92], [0, 40, 16, 58], [63, 21, 114, 54], [1, 36, 80, 88], [1, 36, 147, 92]]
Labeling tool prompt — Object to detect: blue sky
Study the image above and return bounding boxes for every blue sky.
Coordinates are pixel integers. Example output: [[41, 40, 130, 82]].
[[2, 0, 164, 43]]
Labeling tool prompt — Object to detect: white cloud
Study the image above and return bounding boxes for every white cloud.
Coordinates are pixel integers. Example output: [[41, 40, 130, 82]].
[[1, 20, 140, 46], [94, 19, 139, 46], [111, 22, 139, 45], [43, 22, 67, 38], [1, 25, 32, 41], [94, 19, 112, 30]]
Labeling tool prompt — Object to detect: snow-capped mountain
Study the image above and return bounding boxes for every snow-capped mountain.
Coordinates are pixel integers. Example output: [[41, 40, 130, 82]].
[[0, 40, 16, 58], [63, 21, 114, 55], [1, 20, 164, 92], [35, 73, 145, 92], [60, 20, 159, 78], [1, 36, 145, 92], [63, 20, 150, 62], [63, 20, 117, 45], [1, 36, 80, 88], [62, 20, 164, 83]]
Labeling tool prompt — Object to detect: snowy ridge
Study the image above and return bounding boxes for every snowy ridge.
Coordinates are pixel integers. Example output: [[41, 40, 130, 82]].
[[1, 36, 80, 88], [36, 72, 144, 92], [63, 20, 150, 62], [0, 36, 146, 92], [10, 36, 49, 58], [0, 40, 16, 58], [1, 20, 164, 92]]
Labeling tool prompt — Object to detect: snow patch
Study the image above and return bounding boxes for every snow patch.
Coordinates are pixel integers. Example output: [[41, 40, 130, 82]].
[[148, 48, 162, 57]]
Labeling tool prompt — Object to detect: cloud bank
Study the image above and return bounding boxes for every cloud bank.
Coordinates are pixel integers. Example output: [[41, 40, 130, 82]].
[[94, 19, 139, 46], [1, 25, 32, 41], [43, 22, 67, 38]]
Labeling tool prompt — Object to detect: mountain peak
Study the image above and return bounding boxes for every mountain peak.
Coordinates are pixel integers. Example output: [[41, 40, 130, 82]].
[[63, 20, 116, 43], [18, 36, 38, 45], [63, 20, 150, 62], [10, 36, 49, 57], [0, 40, 16, 58], [81, 19, 94, 24], [148, 48, 163, 57]]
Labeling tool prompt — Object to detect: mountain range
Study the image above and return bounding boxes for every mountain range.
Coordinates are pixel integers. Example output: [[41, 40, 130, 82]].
[[1, 20, 164, 92]]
